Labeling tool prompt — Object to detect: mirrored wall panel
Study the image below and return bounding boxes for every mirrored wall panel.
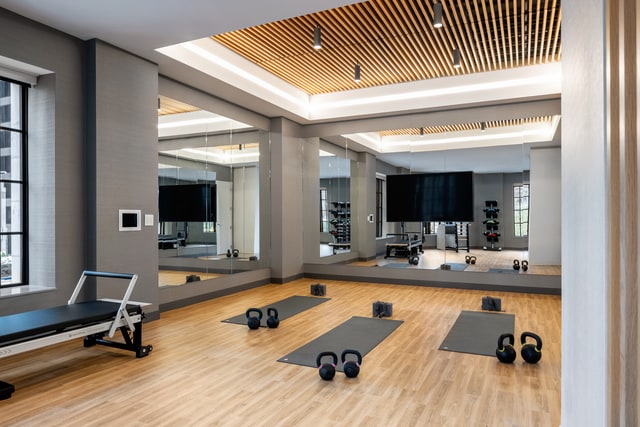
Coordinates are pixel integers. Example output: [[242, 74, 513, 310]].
[[318, 116, 560, 277], [157, 96, 268, 286]]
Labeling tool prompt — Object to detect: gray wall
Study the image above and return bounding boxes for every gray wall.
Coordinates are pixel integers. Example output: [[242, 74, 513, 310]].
[[0, 9, 86, 313], [529, 147, 561, 265], [86, 40, 159, 310], [270, 117, 304, 281]]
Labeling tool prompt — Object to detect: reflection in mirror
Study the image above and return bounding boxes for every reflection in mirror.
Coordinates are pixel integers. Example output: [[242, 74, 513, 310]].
[[157, 96, 263, 286], [319, 141, 351, 257], [329, 115, 560, 277]]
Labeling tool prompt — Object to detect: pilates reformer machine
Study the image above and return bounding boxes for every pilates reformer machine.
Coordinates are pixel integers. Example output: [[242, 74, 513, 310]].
[[384, 233, 424, 259], [0, 270, 153, 400]]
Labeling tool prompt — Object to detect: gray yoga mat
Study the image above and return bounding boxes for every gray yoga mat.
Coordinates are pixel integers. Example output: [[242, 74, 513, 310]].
[[278, 316, 404, 371], [379, 262, 414, 268], [430, 263, 468, 271], [222, 295, 330, 327], [439, 310, 515, 356]]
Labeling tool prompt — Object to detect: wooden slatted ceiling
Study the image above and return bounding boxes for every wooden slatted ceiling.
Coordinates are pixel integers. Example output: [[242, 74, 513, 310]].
[[212, 0, 561, 95], [158, 95, 200, 116], [379, 115, 554, 135]]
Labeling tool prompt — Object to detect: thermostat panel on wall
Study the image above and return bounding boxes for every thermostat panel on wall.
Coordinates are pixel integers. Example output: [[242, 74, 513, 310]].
[[119, 209, 141, 231]]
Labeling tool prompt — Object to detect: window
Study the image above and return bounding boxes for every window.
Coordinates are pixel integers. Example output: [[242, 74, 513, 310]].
[[203, 222, 215, 233], [320, 188, 329, 232], [375, 178, 384, 237], [0, 77, 27, 287], [514, 184, 530, 237]]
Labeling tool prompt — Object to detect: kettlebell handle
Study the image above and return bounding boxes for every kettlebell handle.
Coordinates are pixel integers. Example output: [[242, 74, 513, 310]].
[[246, 308, 263, 320], [267, 307, 278, 318], [497, 333, 515, 349], [520, 331, 542, 350], [316, 351, 338, 367], [341, 349, 362, 366]]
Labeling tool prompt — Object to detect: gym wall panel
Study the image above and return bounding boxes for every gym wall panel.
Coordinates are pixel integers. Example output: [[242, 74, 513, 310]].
[[529, 147, 561, 265], [0, 8, 86, 314], [270, 117, 305, 281], [86, 40, 160, 314], [562, 0, 608, 425]]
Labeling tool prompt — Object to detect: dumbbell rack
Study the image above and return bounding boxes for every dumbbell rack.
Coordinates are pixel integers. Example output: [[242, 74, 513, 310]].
[[482, 200, 502, 251], [329, 201, 350, 243]]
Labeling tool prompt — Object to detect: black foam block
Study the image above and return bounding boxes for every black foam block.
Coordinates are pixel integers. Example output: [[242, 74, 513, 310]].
[[0, 381, 15, 400]]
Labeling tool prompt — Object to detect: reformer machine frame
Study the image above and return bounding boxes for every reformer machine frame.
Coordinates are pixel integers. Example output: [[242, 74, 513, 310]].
[[0, 270, 153, 399]]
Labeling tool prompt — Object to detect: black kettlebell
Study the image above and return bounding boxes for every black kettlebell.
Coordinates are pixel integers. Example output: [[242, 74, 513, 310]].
[[266, 307, 279, 328], [521, 260, 529, 272], [341, 349, 362, 378], [513, 259, 520, 270], [520, 331, 543, 364], [246, 308, 263, 330], [316, 351, 338, 381], [495, 333, 517, 363], [226, 249, 232, 258]]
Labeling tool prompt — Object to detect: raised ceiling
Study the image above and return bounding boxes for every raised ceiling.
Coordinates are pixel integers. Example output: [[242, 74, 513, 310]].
[[213, 0, 562, 95]]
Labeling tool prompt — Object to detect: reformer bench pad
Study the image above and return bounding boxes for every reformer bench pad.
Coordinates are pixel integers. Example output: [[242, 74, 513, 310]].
[[0, 301, 138, 346]]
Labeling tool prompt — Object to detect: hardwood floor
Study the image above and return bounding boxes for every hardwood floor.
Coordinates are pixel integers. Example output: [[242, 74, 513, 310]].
[[0, 278, 561, 426]]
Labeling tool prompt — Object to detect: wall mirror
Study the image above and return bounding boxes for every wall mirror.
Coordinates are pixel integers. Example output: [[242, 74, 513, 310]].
[[319, 140, 351, 257], [157, 95, 268, 286], [318, 116, 560, 278]]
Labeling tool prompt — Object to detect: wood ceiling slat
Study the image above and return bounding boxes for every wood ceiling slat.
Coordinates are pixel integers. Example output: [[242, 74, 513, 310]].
[[211, 0, 561, 95], [391, 0, 433, 79], [506, 0, 515, 67], [550, 1, 561, 61], [489, 0, 503, 69], [378, 115, 554, 136], [444, 1, 472, 73], [474, 0, 492, 71], [463, 0, 486, 72], [368, 1, 420, 81], [411, 0, 448, 77], [537, 0, 548, 62]]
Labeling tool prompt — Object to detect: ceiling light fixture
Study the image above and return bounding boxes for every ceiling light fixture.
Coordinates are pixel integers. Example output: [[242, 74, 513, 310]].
[[354, 63, 361, 82], [433, 1, 443, 28], [453, 48, 461, 68], [313, 25, 322, 50]]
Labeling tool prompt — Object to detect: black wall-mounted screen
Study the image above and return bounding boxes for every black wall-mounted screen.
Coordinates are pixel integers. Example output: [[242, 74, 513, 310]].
[[159, 183, 216, 222], [386, 172, 474, 222]]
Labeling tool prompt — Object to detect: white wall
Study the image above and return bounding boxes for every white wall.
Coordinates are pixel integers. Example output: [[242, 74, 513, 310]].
[[233, 166, 259, 257], [529, 147, 561, 265], [562, 0, 608, 425]]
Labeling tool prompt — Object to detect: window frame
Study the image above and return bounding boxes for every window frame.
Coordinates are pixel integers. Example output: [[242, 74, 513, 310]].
[[0, 76, 28, 288], [513, 183, 530, 238]]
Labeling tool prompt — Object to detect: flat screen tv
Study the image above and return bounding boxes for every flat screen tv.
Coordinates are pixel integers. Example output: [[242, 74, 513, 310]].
[[159, 183, 216, 222], [386, 172, 474, 222]]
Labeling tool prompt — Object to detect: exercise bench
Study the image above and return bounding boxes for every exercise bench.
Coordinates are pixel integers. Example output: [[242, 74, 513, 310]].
[[0, 270, 153, 400]]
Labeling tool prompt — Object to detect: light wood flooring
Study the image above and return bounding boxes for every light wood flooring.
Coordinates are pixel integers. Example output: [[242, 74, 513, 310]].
[[0, 278, 561, 426]]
